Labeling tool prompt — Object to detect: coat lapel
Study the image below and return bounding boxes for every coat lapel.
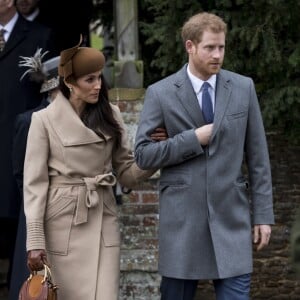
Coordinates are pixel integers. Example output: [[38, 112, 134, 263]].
[[174, 65, 205, 127], [0, 16, 28, 58], [47, 92, 106, 146], [211, 70, 232, 141]]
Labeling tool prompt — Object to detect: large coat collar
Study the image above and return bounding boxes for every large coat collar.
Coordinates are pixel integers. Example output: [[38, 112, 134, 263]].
[[173, 65, 204, 127], [46, 92, 106, 146], [174, 65, 232, 140], [211, 69, 232, 141]]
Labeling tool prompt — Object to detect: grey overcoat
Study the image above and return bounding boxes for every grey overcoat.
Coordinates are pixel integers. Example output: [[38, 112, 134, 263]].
[[134, 65, 274, 280], [24, 92, 152, 300]]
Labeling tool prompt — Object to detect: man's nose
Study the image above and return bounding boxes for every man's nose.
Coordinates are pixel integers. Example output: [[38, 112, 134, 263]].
[[212, 48, 222, 59]]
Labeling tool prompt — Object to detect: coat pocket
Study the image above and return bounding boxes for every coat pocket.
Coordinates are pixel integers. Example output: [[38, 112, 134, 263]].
[[102, 205, 120, 247], [45, 196, 76, 255], [226, 111, 247, 120], [160, 167, 191, 191]]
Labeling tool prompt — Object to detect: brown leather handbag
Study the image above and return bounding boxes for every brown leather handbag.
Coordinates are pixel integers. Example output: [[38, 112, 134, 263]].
[[18, 264, 58, 300]]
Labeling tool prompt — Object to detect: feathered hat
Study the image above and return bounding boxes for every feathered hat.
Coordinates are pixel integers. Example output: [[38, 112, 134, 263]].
[[19, 48, 60, 93]]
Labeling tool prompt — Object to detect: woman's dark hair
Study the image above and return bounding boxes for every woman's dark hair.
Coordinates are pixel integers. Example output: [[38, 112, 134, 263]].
[[59, 75, 122, 148]]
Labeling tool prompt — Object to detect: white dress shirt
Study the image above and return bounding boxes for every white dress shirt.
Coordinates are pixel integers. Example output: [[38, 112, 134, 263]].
[[0, 12, 19, 42], [187, 65, 216, 112]]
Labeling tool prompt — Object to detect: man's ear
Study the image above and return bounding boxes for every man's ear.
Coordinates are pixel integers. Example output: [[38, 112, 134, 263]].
[[185, 40, 194, 54]]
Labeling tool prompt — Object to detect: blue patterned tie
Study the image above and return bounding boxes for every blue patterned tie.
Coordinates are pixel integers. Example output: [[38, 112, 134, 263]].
[[202, 82, 214, 124], [0, 29, 5, 52]]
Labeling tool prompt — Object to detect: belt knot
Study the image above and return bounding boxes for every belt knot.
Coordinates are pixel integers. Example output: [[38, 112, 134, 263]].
[[82, 173, 117, 209]]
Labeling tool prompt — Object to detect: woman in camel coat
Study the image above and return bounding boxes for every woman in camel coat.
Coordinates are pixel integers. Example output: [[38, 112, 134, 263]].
[[23, 38, 161, 300]]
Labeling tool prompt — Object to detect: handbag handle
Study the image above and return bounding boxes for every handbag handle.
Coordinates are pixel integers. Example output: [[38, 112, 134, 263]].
[[28, 264, 52, 283], [42, 264, 52, 283]]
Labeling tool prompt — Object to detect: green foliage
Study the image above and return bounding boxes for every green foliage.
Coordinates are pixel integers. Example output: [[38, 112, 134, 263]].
[[138, 0, 300, 144], [139, 0, 203, 83], [91, 0, 113, 30]]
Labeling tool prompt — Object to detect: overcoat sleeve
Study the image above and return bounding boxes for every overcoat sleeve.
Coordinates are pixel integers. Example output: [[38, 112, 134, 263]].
[[111, 105, 155, 188], [244, 79, 274, 225], [23, 112, 50, 251], [134, 85, 203, 169]]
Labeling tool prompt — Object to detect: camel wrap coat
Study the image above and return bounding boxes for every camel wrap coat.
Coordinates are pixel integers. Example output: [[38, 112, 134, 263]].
[[23, 92, 152, 300]]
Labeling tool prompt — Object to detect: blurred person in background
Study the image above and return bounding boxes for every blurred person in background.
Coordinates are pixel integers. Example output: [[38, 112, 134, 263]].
[[9, 52, 60, 300], [15, 0, 40, 21], [0, 0, 56, 290]]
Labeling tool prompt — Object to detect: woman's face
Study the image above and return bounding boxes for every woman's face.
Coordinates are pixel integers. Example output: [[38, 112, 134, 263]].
[[70, 70, 102, 105], [67, 70, 102, 115]]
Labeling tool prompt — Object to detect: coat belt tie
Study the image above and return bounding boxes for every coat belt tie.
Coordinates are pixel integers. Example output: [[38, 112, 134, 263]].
[[50, 173, 117, 225]]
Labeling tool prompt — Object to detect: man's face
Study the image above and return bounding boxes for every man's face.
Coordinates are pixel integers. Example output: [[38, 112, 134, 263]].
[[16, 0, 39, 16], [0, 0, 11, 16], [186, 30, 225, 80]]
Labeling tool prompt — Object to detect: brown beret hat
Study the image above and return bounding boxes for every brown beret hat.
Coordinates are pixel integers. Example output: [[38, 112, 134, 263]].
[[58, 35, 105, 80]]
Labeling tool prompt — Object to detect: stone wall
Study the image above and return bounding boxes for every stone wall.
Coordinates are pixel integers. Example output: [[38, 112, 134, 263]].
[[112, 95, 300, 300]]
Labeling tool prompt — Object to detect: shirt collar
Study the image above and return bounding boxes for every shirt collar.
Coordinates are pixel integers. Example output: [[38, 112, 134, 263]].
[[25, 8, 40, 21], [0, 12, 19, 36], [187, 64, 217, 94]]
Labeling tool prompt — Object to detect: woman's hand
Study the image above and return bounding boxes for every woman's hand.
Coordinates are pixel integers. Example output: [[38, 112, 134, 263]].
[[150, 127, 168, 141], [27, 249, 49, 272]]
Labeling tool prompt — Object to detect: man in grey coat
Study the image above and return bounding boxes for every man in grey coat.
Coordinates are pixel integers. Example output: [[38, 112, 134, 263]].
[[134, 12, 274, 300]]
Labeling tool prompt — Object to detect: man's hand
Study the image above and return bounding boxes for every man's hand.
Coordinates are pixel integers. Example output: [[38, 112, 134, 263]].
[[195, 124, 213, 145], [253, 224, 271, 251], [150, 127, 168, 141]]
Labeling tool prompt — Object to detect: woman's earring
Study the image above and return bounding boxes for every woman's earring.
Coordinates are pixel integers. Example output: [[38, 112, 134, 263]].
[[69, 86, 73, 93]]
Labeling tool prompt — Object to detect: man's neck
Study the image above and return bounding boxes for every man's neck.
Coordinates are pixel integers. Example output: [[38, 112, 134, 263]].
[[0, 9, 17, 27], [23, 8, 39, 21]]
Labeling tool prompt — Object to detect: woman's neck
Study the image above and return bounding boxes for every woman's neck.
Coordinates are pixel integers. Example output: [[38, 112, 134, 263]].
[[69, 96, 86, 116]]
